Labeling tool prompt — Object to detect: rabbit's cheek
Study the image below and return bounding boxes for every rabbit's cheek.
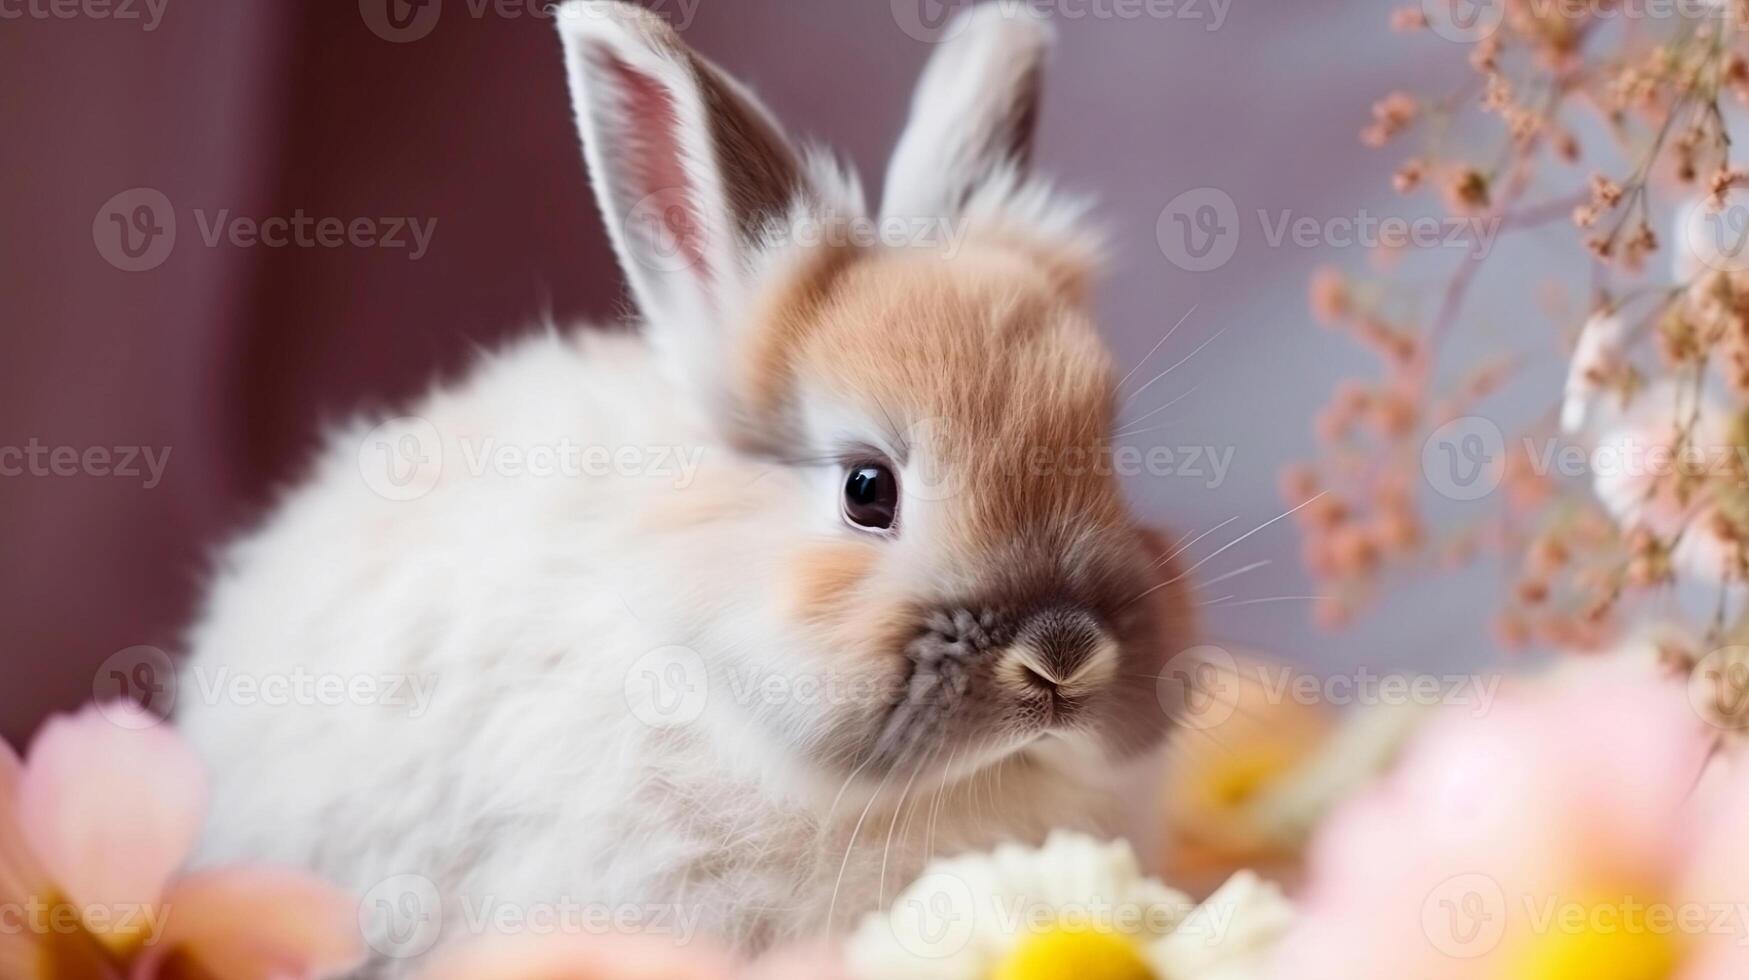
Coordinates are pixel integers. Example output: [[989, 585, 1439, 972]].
[[781, 540, 881, 627]]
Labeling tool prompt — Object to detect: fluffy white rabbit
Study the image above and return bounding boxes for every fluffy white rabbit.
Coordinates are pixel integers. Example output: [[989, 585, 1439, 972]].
[[177, 2, 1196, 973]]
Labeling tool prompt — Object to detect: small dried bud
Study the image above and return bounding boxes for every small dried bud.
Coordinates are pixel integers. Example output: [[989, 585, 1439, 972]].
[[1279, 464, 1320, 506], [1470, 36, 1500, 74], [1390, 6, 1428, 30], [1362, 92, 1418, 147], [1445, 168, 1491, 214], [1309, 267, 1351, 327], [1589, 174, 1624, 210], [1516, 579, 1550, 605], [1552, 129, 1580, 162], [1393, 159, 1425, 194], [1494, 612, 1531, 650]]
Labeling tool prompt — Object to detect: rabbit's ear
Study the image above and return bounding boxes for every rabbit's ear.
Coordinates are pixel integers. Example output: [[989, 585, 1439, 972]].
[[557, 2, 812, 337], [881, 3, 1052, 221]]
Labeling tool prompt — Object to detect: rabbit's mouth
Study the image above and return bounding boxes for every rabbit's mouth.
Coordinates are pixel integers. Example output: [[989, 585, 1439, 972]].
[[861, 604, 1114, 777], [863, 619, 993, 774]]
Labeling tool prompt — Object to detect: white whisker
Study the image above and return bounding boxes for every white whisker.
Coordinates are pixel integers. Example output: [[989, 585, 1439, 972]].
[[1164, 492, 1326, 586], [1203, 594, 1327, 608], [1123, 324, 1228, 406], [827, 761, 899, 935], [1115, 305, 1196, 393], [1153, 515, 1239, 570], [1198, 559, 1271, 590], [1115, 383, 1201, 437]]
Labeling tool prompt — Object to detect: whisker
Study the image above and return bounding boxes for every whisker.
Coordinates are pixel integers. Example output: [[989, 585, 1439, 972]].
[[1115, 383, 1202, 437], [1153, 515, 1240, 571], [827, 760, 900, 935], [1162, 492, 1328, 587], [1115, 305, 1197, 393], [1202, 594, 1327, 608], [1112, 418, 1184, 442], [926, 742, 959, 865], [879, 755, 928, 908], [1197, 559, 1271, 590], [1123, 324, 1228, 407]]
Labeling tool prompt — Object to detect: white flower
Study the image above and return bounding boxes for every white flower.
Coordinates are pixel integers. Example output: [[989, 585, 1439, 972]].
[[1560, 309, 1628, 435], [1590, 380, 1746, 583], [1148, 871, 1293, 980], [846, 832, 1291, 980], [1589, 381, 1723, 529]]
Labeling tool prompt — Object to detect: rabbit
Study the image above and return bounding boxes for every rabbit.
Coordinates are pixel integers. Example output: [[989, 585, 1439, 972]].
[[175, 0, 1198, 974]]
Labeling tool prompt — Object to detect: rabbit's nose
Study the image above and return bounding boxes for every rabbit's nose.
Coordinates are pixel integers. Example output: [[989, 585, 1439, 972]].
[[1005, 606, 1116, 693]]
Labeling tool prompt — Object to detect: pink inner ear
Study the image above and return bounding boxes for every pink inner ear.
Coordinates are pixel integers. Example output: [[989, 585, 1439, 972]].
[[598, 52, 711, 282]]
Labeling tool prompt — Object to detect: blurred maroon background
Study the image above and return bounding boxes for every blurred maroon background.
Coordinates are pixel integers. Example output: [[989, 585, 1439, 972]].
[[2, 0, 1491, 743]]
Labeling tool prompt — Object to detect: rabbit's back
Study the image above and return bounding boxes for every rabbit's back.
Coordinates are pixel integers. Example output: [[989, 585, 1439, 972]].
[[176, 325, 711, 930]]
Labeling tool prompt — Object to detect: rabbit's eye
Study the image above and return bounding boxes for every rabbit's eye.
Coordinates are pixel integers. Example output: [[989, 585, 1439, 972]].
[[843, 462, 899, 532]]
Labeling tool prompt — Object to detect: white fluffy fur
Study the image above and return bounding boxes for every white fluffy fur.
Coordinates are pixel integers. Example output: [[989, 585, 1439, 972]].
[[180, 328, 1126, 975], [178, 3, 1136, 976]]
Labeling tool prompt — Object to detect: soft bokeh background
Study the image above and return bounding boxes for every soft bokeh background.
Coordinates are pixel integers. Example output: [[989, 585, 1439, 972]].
[[0, 0, 1568, 742]]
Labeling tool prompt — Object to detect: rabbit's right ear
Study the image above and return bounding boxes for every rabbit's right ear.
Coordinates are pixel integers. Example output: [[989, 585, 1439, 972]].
[[881, 3, 1053, 221], [556, 2, 823, 375]]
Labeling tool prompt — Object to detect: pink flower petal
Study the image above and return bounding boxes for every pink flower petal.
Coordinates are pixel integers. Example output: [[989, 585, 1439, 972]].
[[1275, 678, 1712, 980], [1685, 941, 1749, 980], [17, 703, 207, 950], [133, 867, 364, 980], [416, 935, 735, 980], [0, 736, 50, 903], [2, 739, 118, 980], [0, 738, 48, 976]]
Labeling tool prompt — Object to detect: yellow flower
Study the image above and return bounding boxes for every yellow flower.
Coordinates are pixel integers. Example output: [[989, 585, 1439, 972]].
[[992, 925, 1155, 980], [1158, 656, 1424, 894]]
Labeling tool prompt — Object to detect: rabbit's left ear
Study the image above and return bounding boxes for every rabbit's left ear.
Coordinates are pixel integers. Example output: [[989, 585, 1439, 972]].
[[881, 3, 1053, 221], [556, 2, 821, 351]]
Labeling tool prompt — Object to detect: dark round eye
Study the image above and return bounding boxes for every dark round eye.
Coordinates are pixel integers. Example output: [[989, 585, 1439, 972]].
[[843, 462, 899, 532]]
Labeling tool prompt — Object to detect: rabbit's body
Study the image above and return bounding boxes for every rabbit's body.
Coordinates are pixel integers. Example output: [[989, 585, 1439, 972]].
[[180, 2, 1196, 973], [181, 328, 1121, 964]]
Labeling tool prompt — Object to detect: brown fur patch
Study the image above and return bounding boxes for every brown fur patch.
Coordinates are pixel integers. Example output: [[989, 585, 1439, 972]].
[[744, 238, 1125, 558], [784, 540, 880, 625], [741, 240, 863, 426]]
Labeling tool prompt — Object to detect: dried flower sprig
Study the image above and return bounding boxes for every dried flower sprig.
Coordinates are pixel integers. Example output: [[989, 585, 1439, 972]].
[[1291, 2, 1749, 655]]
